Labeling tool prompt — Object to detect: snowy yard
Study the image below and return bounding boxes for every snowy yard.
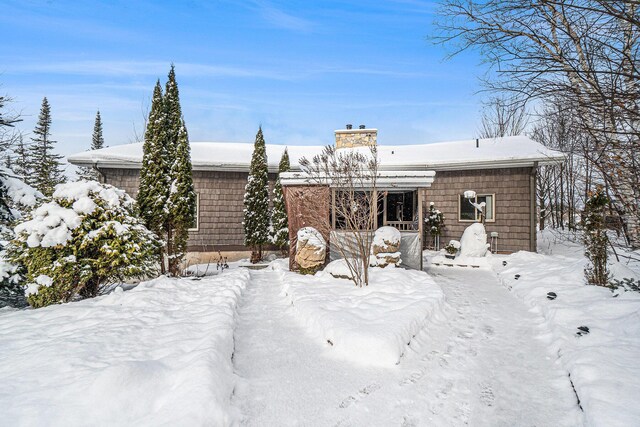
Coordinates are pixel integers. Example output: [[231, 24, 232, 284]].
[[2, 233, 640, 426], [0, 269, 250, 426]]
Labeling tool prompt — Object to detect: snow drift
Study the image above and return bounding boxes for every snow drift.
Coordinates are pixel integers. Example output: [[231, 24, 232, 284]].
[[280, 267, 445, 367], [0, 269, 251, 426]]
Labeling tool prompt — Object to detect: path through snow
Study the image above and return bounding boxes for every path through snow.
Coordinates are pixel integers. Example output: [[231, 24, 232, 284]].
[[232, 268, 583, 426]]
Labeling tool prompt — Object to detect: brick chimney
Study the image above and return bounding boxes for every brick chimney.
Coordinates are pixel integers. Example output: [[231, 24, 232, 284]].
[[335, 124, 377, 149]]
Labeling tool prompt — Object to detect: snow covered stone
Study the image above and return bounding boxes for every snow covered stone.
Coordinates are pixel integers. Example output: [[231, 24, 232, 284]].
[[459, 223, 490, 257], [323, 258, 355, 279], [371, 226, 402, 267], [295, 227, 326, 272]]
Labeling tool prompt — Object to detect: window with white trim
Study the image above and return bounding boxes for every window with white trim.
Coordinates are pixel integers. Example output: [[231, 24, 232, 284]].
[[458, 193, 495, 222], [188, 193, 200, 231]]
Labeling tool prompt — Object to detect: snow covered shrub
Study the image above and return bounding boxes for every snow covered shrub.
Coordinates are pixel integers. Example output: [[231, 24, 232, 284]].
[[582, 185, 610, 286], [444, 240, 459, 256], [0, 167, 43, 307], [424, 202, 445, 249], [9, 181, 160, 308]]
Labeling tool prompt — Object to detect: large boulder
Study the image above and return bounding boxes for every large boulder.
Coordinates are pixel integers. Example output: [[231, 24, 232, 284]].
[[459, 223, 490, 257], [295, 227, 326, 272], [371, 226, 402, 268]]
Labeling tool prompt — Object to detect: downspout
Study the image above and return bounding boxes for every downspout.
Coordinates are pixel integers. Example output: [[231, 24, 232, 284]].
[[530, 162, 538, 252], [93, 162, 106, 184]]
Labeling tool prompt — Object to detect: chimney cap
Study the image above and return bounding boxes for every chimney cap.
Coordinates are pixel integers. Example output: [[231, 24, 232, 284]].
[[346, 124, 353, 130], [359, 124, 366, 129]]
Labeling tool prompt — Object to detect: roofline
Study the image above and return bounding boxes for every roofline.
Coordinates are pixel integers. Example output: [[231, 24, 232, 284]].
[[69, 154, 563, 173]]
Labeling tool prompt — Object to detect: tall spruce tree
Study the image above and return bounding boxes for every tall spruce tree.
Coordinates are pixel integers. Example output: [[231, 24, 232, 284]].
[[29, 97, 65, 196], [243, 126, 271, 263], [138, 81, 170, 244], [271, 148, 290, 254], [78, 110, 105, 181], [167, 119, 196, 275], [138, 67, 195, 276], [164, 66, 195, 276], [12, 135, 31, 182]]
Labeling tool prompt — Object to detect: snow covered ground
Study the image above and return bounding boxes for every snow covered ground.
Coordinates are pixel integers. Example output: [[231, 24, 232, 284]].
[[3, 229, 638, 426], [279, 263, 445, 366], [233, 264, 582, 426], [490, 230, 640, 427], [0, 269, 250, 427]]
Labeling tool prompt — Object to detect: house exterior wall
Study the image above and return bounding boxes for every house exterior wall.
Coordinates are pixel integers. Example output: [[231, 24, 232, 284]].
[[99, 165, 537, 256], [422, 167, 536, 253], [99, 168, 276, 252]]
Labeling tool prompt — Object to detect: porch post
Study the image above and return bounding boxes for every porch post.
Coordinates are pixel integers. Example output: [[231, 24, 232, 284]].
[[418, 188, 424, 270]]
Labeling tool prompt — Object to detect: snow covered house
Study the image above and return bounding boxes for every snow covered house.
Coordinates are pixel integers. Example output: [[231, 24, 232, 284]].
[[67, 127, 562, 266]]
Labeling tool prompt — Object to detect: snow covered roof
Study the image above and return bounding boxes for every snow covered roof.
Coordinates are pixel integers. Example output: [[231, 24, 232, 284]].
[[67, 135, 563, 172]]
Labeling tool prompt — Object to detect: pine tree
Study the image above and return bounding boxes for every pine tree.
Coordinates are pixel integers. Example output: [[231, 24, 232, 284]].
[[167, 119, 196, 275], [78, 110, 105, 181], [271, 148, 290, 254], [11, 135, 31, 182], [138, 81, 170, 239], [243, 126, 271, 263], [29, 97, 65, 196]]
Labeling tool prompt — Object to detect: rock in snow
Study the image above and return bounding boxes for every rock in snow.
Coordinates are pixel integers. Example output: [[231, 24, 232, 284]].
[[295, 227, 326, 270]]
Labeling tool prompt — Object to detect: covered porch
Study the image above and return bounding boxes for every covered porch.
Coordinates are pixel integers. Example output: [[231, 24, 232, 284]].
[[281, 170, 436, 271]]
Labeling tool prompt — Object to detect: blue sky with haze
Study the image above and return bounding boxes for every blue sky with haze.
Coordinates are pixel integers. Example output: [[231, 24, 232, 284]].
[[1, 0, 484, 159]]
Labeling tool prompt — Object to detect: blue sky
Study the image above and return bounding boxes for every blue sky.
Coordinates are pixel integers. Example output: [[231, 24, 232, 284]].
[[1, 0, 484, 158]]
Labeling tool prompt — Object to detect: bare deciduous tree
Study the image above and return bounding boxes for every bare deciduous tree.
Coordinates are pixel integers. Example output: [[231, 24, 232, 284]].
[[478, 96, 529, 139], [436, 0, 640, 247], [299, 145, 380, 287]]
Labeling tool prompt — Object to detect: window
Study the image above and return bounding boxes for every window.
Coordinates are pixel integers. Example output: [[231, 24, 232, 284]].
[[331, 190, 379, 230], [458, 193, 495, 222], [188, 193, 200, 231]]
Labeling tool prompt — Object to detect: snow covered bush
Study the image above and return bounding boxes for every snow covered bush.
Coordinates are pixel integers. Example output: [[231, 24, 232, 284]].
[[0, 167, 43, 308], [582, 185, 610, 286], [444, 240, 459, 256], [9, 181, 160, 308], [424, 201, 445, 249]]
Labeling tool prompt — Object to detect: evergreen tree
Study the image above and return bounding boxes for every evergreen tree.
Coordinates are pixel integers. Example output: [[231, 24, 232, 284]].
[[29, 97, 65, 196], [164, 65, 182, 160], [583, 185, 610, 286], [167, 119, 196, 275], [78, 110, 105, 181], [164, 66, 195, 276], [11, 135, 31, 181], [271, 148, 290, 254], [243, 126, 271, 263], [138, 81, 170, 239]]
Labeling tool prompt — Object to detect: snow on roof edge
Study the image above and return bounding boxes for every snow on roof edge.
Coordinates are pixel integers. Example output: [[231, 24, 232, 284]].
[[67, 135, 564, 171]]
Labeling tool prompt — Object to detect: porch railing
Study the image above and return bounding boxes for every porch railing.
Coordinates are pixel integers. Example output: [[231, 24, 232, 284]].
[[384, 220, 418, 231]]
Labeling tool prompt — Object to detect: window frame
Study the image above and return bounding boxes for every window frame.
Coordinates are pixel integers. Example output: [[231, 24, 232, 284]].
[[188, 192, 200, 232], [458, 193, 496, 223]]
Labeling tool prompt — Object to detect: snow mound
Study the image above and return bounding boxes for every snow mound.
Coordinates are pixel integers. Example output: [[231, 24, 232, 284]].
[[282, 268, 445, 367], [0, 269, 251, 426], [323, 258, 356, 279], [460, 223, 490, 257], [492, 237, 640, 427]]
